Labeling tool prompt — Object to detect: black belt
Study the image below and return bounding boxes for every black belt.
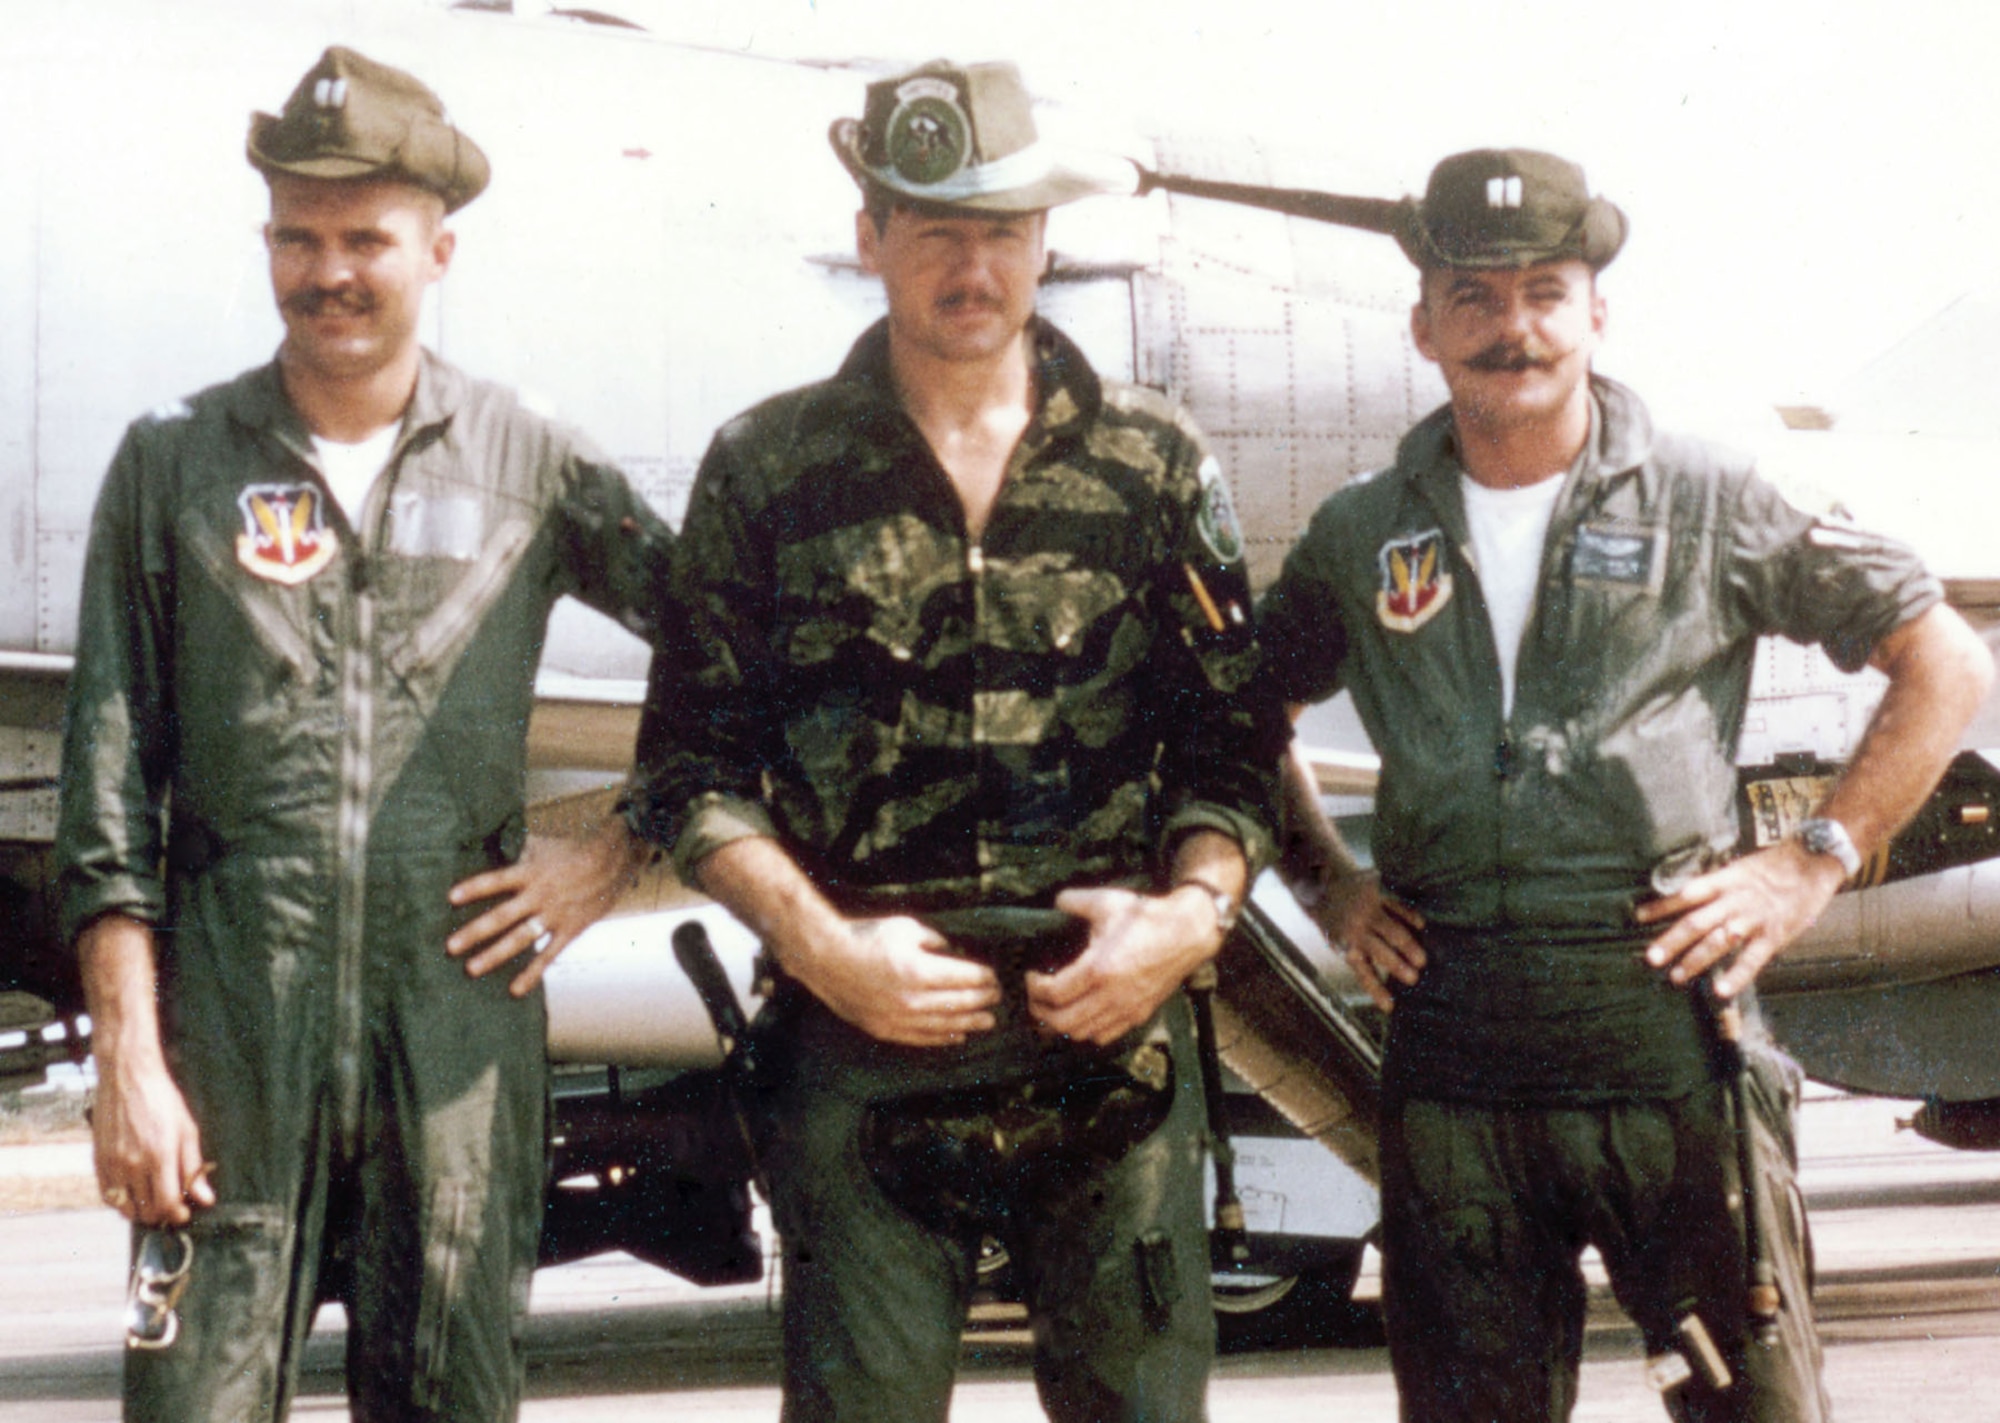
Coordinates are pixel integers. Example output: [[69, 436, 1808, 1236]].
[[919, 906, 1089, 977]]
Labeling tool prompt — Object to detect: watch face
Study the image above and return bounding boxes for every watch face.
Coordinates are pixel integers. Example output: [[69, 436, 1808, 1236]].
[[1801, 818, 1859, 874]]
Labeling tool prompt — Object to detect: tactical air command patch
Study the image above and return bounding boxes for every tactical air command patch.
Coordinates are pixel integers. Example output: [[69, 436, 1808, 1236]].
[[1194, 457, 1244, 564], [1376, 529, 1452, 633], [887, 77, 971, 186], [236, 483, 338, 585]]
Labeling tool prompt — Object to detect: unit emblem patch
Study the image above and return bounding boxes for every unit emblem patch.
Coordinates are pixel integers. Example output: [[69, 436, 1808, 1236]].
[[235, 483, 338, 585], [887, 77, 970, 186], [1194, 457, 1244, 564], [1376, 529, 1452, 633]]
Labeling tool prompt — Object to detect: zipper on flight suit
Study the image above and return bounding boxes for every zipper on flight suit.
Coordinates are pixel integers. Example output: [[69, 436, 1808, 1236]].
[[328, 428, 425, 1156], [330, 522, 378, 1158]]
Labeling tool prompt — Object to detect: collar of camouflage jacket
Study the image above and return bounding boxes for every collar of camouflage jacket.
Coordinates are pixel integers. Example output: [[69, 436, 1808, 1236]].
[[833, 314, 1106, 438]]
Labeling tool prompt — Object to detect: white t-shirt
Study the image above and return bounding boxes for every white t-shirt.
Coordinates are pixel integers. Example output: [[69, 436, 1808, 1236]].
[[312, 423, 401, 524], [1459, 471, 1567, 716]]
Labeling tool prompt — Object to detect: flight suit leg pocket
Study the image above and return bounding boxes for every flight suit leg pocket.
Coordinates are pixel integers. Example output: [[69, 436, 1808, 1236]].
[[410, 1177, 473, 1412], [125, 1204, 293, 1423], [1133, 1228, 1180, 1334]]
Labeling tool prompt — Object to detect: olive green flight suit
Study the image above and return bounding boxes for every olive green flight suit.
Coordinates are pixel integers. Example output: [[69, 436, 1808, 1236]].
[[56, 353, 673, 1421], [1260, 374, 1940, 1421]]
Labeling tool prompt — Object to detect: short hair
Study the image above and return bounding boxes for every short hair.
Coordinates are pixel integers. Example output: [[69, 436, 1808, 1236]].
[[263, 172, 449, 234], [861, 181, 902, 236]]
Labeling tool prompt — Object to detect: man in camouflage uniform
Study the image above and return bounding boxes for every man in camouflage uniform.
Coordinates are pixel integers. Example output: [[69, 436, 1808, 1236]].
[[1260, 149, 1993, 1420], [57, 49, 669, 1420], [627, 60, 1280, 1422]]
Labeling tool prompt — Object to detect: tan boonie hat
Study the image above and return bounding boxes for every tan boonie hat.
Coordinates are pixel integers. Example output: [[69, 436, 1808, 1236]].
[[247, 46, 489, 213], [830, 59, 1118, 214], [1398, 148, 1626, 271]]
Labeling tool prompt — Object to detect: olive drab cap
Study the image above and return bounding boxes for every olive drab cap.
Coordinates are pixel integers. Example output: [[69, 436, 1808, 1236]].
[[1397, 148, 1626, 271], [830, 59, 1120, 213], [247, 47, 490, 213]]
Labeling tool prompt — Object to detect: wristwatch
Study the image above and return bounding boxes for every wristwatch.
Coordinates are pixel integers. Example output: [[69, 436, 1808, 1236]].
[[1797, 817, 1862, 879], [1177, 878, 1240, 936]]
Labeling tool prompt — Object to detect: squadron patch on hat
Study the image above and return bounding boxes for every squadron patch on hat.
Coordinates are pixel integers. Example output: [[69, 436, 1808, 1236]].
[[887, 77, 971, 186], [236, 483, 337, 585], [1376, 529, 1452, 633], [1194, 457, 1244, 564]]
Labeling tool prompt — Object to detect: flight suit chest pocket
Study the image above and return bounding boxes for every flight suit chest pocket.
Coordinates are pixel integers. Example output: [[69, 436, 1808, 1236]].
[[1542, 519, 1673, 699], [1568, 519, 1668, 597], [387, 491, 484, 562]]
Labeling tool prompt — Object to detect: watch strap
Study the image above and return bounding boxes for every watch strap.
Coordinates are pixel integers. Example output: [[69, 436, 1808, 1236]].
[[1798, 816, 1862, 878], [1175, 876, 1240, 935]]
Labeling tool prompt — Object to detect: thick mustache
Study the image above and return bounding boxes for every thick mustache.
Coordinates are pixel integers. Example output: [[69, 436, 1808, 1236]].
[[936, 289, 1005, 314], [286, 289, 375, 318], [1466, 340, 1559, 373]]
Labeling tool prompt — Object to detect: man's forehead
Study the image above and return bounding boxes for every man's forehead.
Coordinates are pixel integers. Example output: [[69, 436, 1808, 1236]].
[[266, 174, 445, 223], [1448, 260, 1588, 285], [889, 204, 1044, 234], [1436, 260, 1591, 294]]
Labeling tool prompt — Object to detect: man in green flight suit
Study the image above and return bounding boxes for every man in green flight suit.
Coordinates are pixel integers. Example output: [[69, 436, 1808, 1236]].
[[55, 47, 670, 1420], [1260, 148, 1994, 1420], [625, 59, 1283, 1422]]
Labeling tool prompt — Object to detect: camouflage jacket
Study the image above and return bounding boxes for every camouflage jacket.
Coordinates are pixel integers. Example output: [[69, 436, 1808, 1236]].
[[631, 318, 1281, 912]]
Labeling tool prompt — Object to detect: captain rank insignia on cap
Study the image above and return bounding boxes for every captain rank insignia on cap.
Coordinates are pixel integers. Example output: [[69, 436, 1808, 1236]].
[[247, 46, 490, 213], [236, 484, 338, 585], [1376, 529, 1452, 633]]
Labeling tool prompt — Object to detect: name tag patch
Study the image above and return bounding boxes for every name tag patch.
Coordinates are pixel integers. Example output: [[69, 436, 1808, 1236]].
[[236, 483, 337, 585], [389, 492, 484, 561], [1572, 522, 1663, 589], [1376, 529, 1453, 633]]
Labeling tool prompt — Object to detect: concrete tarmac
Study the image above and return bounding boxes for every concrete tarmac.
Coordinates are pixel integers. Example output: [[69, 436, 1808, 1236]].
[[1, 1092, 1996, 1421]]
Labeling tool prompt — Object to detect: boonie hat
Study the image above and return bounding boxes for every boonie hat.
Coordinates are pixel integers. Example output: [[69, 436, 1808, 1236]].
[[830, 60, 1118, 214], [248, 46, 490, 213], [1397, 148, 1625, 271]]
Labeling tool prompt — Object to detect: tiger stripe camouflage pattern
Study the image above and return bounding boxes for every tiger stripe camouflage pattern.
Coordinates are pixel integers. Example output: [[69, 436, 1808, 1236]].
[[629, 318, 1281, 911]]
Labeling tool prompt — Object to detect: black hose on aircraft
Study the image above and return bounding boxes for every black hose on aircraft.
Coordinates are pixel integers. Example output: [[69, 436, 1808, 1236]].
[[1209, 899, 1384, 1184], [1130, 163, 1411, 239]]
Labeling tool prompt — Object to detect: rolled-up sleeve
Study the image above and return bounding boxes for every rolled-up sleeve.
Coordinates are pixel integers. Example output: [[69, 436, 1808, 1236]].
[[1726, 472, 1942, 673], [623, 433, 784, 883], [1151, 439, 1285, 878]]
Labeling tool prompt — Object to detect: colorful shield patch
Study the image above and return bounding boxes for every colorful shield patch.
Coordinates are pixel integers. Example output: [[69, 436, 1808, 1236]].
[[235, 483, 338, 585], [1376, 529, 1452, 633]]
